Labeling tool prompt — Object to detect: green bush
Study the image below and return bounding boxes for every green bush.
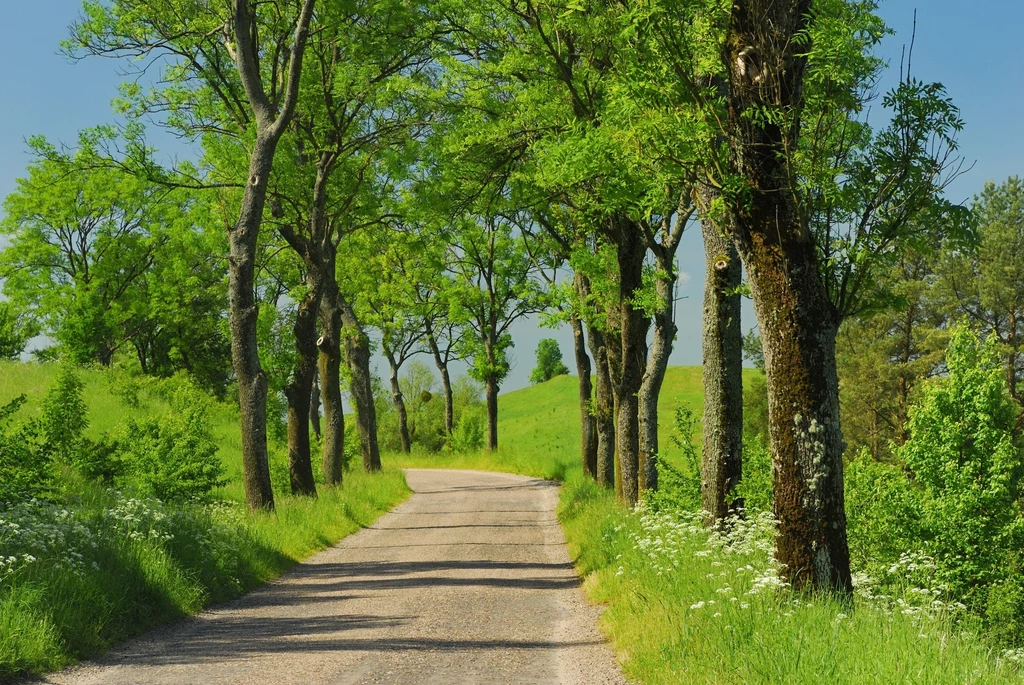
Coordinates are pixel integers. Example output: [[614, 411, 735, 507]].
[[887, 326, 1024, 639], [116, 382, 225, 500], [40, 365, 89, 467], [0, 396, 48, 501], [449, 404, 485, 453]]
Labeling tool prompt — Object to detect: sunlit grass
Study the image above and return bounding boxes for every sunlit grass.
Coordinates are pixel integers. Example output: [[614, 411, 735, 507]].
[[0, 361, 410, 679]]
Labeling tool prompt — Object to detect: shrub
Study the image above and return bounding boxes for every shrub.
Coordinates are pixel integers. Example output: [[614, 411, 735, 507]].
[[895, 327, 1024, 621], [116, 382, 225, 500], [40, 365, 89, 467], [0, 397, 48, 501], [449, 404, 485, 453]]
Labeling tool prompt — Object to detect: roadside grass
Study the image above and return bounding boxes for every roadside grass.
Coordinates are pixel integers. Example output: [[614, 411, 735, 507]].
[[559, 476, 1021, 684], [0, 361, 410, 679], [395, 370, 1023, 684]]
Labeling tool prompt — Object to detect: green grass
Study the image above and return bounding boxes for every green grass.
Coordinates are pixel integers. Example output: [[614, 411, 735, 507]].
[[395, 369, 1024, 684], [0, 361, 410, 680], [394, 367, 717, 479]]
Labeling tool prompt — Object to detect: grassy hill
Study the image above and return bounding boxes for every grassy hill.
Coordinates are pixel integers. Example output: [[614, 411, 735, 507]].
[[394, 365, 761, 481], [498, 366, 708, 471]]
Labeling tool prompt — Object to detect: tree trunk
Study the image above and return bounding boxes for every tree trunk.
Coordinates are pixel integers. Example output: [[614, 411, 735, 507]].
[[340, 297, 381, 472], [571, 314, 598, 478], [698, 194, 744, 523], [227, 0, 316, 511], [725, 0, 852, 593], [425, 325, 454, 437], [586, 323, 615, 488], [637, 263, 675, 497], [485, 374, 499, 452], [613, 216, 649, 507], [228, 138, 277, 512], [319, 279, 345, 486], [604, 305, 624, 499], [384, 347, 412, 453], [310, 366, 322, 440], [284, 285, 319, 496]]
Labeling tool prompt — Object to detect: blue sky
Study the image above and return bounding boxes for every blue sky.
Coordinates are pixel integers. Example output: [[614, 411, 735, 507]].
[[1, 1, 1022, 392]]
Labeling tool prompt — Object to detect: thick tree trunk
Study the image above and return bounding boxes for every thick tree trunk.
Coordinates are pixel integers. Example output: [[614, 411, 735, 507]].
[[571, 314, 598, 478], [310, 367, 322, 440], [698, 195, 744, 523], [586, 323, 615, 488], [725, 0, 852, 593], [228, 139, 277, 512], [284, 285, 320, 496], [638, 264, 676, 496], [340, 297, 381, 472], [613, 217, 649, 507], [603, 306, 624, 499], [425, 326, 454, 437], [319, 279, 345, 485], [384, 347, 412, 454]]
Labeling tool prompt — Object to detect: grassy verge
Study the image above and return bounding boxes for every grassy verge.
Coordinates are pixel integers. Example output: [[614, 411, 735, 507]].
[[0, 468, 409, 679], [558, 475, 1021, 684]]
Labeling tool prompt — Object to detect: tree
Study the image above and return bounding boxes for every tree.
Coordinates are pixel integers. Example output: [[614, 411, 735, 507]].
[[940, 177, 1024, 400], [70, 0, 317, 511], [530, 338, 569, 384], [448, 215, 543, 451]]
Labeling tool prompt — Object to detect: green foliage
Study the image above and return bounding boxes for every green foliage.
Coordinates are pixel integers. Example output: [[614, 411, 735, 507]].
[[449, 405, 486, 454], [0, 397, 48, 501], [0, 303, 36, 361], [529, 338, 570, 384], [115, 382, 225, 501], [40, 365, 90, 468], [742, 370, 769, 443], [896, 326, 1024, 609], [646, 405, 702, 511]]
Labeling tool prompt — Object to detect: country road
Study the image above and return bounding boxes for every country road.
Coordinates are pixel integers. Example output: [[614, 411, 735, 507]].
[[45, 469, 627, 685]]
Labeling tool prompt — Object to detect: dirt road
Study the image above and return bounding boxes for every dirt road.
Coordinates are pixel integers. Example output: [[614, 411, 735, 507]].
[[46, 469, 626, 685]]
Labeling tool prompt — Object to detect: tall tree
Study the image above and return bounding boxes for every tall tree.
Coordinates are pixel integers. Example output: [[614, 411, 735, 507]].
[[70, 0, 317, 510], [447, 214, 542, 451]]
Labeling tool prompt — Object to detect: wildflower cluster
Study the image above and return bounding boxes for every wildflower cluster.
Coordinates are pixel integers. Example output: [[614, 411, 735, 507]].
[[0, 498, 96, 581]]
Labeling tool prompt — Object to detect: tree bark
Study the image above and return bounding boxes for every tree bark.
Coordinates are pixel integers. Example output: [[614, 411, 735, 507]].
[[227, 0, 316, 512], [571, 314, 598, 478], [585, 323, 616, 488], [284, 284, 319, 496], [340, 297, 382, 471], [319, 277, 345, 485], [724, 0, 852, 593], [612, 216, 649, 507], [310, 366, 322, 440], [425, 324, 454, 437], [384, 347, 412, 453], [698, 190, 744, 523], [637, 263, 675, 496], [603, 305, 624, 499]]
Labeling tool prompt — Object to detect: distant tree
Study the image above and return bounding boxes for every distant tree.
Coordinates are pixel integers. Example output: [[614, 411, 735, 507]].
[[939, 176, 1024, 400], [530, 338, 569, 384]]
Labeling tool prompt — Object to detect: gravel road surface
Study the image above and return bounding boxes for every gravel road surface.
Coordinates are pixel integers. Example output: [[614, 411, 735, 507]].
[[45, 469, 627, 685]]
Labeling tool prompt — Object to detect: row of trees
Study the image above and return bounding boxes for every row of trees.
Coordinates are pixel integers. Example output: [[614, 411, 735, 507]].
[[0, 0, 973, 596]]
